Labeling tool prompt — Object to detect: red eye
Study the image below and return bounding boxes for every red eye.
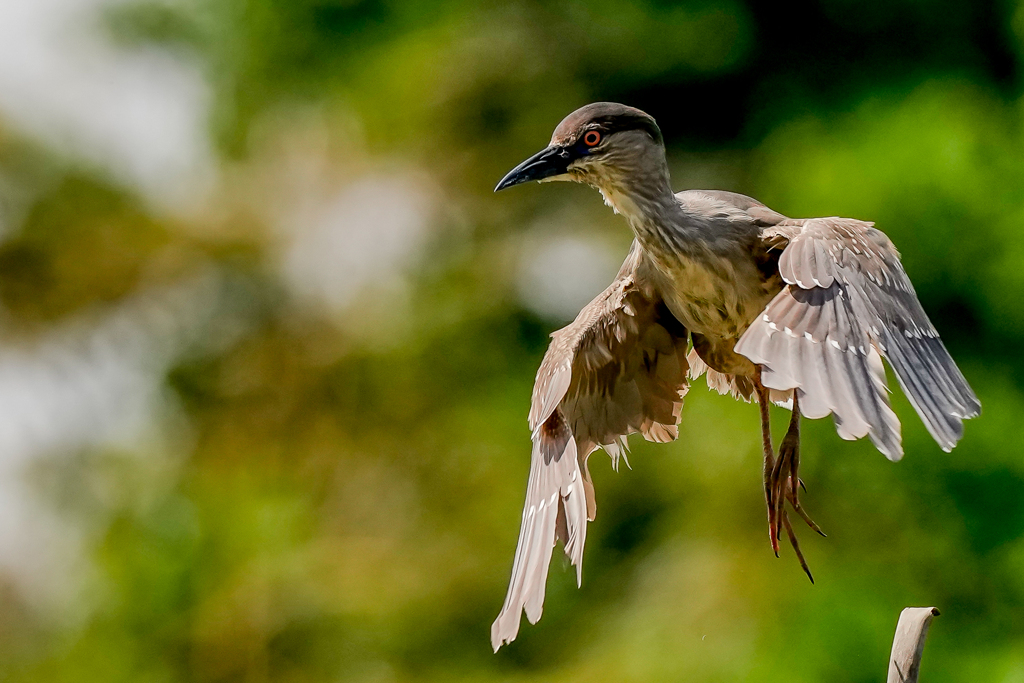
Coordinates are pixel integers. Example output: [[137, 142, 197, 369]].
[[583, 131, 601, 147]]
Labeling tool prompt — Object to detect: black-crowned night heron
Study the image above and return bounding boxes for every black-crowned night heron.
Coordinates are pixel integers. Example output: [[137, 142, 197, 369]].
[[489, 102, 979, 651]]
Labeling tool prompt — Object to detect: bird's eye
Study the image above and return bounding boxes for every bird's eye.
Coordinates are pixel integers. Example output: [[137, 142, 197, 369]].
[[583, 131, 601, 147]]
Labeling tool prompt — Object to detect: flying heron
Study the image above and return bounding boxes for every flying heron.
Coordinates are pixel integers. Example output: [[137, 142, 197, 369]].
[[489, 102, 979, 651]]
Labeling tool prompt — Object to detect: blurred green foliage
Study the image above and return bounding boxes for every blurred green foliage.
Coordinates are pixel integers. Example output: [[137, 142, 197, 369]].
[[2, 0, 1024, 681]]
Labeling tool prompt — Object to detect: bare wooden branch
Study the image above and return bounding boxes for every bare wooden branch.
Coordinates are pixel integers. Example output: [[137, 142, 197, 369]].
[[887, 607, 940, 683]]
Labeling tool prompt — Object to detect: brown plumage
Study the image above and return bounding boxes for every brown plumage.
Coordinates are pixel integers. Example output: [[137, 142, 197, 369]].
[[490, 102, 979, 651]]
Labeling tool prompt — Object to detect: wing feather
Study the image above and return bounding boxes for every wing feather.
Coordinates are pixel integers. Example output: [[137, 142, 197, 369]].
[[736, 217, 978, 459], [492, 240, 689, 651]]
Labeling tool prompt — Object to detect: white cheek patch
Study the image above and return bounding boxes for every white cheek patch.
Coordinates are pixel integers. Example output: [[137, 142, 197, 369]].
[[599, 188, 619, 213]]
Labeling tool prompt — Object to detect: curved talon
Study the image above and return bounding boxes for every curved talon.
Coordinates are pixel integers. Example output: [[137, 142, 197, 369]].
[[782, 511, 814, 583], [790, 496, 826, 537]]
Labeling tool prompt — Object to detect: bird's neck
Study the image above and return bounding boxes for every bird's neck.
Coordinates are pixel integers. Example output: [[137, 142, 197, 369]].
[[596, 165, 696, 260], [596, 157, 672, 217]]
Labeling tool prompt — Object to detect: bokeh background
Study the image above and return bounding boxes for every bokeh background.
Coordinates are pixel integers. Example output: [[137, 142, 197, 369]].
[[0, 0, 1022, 681]]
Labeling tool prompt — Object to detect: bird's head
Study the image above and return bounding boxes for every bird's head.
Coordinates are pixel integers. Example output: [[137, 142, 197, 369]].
[[494, 102, 665, 195]]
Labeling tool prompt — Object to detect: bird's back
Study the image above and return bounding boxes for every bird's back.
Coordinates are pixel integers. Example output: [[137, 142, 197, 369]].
[[641, 189, 786, 339]]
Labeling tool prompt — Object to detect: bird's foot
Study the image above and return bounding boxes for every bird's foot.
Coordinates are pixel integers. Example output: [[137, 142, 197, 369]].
[[765, 429, 825, 583]]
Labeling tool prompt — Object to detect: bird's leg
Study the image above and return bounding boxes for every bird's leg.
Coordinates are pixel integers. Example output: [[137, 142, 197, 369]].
[[769, 391, 826, 582], [771, 392, 825, 537], [753, 377, 779, 556], [770, 392, 799, 530]]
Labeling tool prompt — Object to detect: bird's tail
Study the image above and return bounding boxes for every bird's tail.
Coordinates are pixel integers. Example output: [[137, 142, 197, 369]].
[[491, 411, 589, 651]]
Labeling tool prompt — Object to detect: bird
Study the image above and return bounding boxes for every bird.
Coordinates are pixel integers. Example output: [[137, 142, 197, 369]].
[[488, 102, 980, 652]]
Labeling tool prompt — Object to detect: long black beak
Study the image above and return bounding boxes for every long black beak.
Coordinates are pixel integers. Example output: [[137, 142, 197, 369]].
[[494, 146, 571, 192]]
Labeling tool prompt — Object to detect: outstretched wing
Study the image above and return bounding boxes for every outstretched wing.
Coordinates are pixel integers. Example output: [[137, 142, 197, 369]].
[[491, 240, 690, 651], [735, 217, 980, 459]]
